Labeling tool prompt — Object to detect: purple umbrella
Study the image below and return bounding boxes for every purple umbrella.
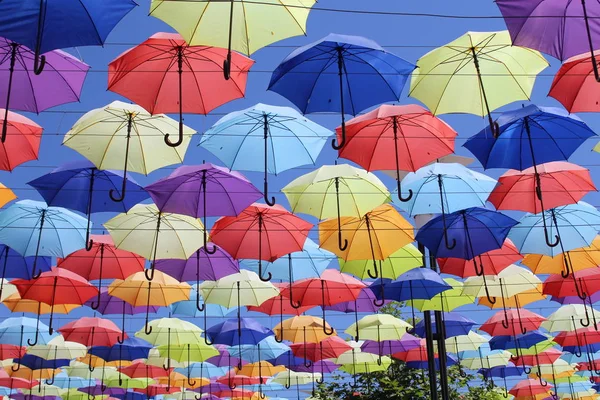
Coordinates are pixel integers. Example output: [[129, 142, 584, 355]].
[[155, 246, 239, 314], [11, 395, 61, 400], [85, 289, 159, 343], [78, 386, 127, 396], [324, 286, 388, 341], [192, 381, 229, 394], [145, 163, 262, 254], [205, 344, 245, 368], [292, 359, 340, 389], [497, 0, 600, 80], [361, 334, 421, 356], [0, 38, 89, 142]]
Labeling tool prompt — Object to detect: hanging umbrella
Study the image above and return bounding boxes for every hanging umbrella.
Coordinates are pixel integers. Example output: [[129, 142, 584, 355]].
[[0, 38, 89, 142], [170, 287, 234, 321], [229, 336, 290, 364], [105, 203, 205, 281], [0, 109, 42, 171], [549, 51, 600, 112], [280, 270, 364, 335], [3, 292, 79, 317], [481, 309, 546, 337], [269, 34, 415, 150], [109, 271, 191, 334], [319, 204, 414, 279], [544, 268, 600, 307], [413, 312, 475, 339], [369, 268, 451, 308], [63, 101, 195, 202], [0, 200, 87, 277], [509, 379, 552, 399], [29, 162, 149, 249], [210, 203, 312, 281], [478, 287, 546, 316], [200, 270, 279, 310], [242, 238, 335, 282], [200, 104, 329, 205], [27, 336, 87, 362], [109, 33, 253, 147], [149, 0, 314, 79], [12, 268, 98, 338], [339, 243, 421, 281], [523, 236, 600, 275], [542, 304, 600, 333], [360, 334, 421, 358], [438, 239, 521, 278], [0, 0, 136, 74], [58, 235, 144, 309], [336, 104, 456, 201], [409, 31, 548, 134], [289, 336, 351, 366], [345, 314, 412, 345], [0, 317, 55, 351], [283, 163, 390, 251], [409, 278, 475, 312], [58, 317, 123, 348], [273, 316, 335, 344]]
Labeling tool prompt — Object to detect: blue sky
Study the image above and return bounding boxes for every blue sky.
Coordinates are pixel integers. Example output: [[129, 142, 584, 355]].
[[3, 0, 600, 397]]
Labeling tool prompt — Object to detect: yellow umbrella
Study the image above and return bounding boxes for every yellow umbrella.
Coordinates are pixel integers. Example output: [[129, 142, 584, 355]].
[[319, 204, 414, 279], [199, 270, 279, 308], [523, 236, 600, 275], [409, 31, 548, 133], [76, 354, 132, 369], [445, 331, 488, 353], [149, 0, 316, 78], [2, 292, 80, 314], [344, 314, 411, 342], [273, 316, 335, 343], [27, 336, 87, 360], [109, 271, 191, 334], [0, 183, 15, 208], [409, 278, 475, 312], [339, 243, 422, 280]]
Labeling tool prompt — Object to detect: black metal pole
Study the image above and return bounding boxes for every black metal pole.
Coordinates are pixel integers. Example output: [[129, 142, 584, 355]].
[[432, 252, 450, 400], [419, 243, 438, 400]]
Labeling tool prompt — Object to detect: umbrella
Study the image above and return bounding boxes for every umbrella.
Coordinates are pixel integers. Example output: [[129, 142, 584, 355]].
[[509, 379, 552, 399], [210, 203, 312, 281], [345, 314, 412, 346], [3, 292, 79, 317], [63, 101, 195, 202], [289, 336, 351, 366], [58, 317, 123, 348], [27, 336, 87, 362], [105, 203, 205, 281], [273, 316, 335, 344], [409, 30, 548, 134], [319, 204, 414, 278], [0, 244, 48, 290], [0, 317, 55, 351], [414, 312, 475, 339], [0, 0, 136, 74], [230, 336, 290, 364], [523, 236, 600, 275], [409, 278, 475, 312], [339, 243, 422, 281], [0, 109, 42, 171], [481, 309, 546, 337], [147, 163, 262, 253], [12, 268, 98, 338], [109, 271, 191, 334], [0, 38, 89, 142], [269, 34, 415, 149], [549, 51, 600, 112], [109, 33, 253, 147], [282, 163, 390, 251], [149, 0, 315, 79], [0, 200, 87, 277], [200, 104, 329, 205], [369, 268, 451, 308], [28, 162, 149, 249], [336, 104, 456, 201], [169, 287, 233, 322], [280, 270, 365, 335], [542, 304, 600, 333]]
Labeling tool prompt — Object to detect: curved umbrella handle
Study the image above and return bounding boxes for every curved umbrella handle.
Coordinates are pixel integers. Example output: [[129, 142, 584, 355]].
[[366, 259, 379, 280], [581, 301, 592, 327], [258, 259, 272, 282], [581, 0, 600, 82], [45, 375, 55, 386], [196, 291, 205, 312], [332, 121, 346, 150], [164, 121, 184, 147], [501, 387, 508, 399], [110, 114, 133, 202], [541, 210, 560, 248], [223, 52, 232, 81], [204, 242, 217, 255], [332, 48, 347, 151], [334, 178, 348, 251], [458, 367, 467, 378], [26, 330, 39, 347], [145, 265, 156, 280], [396, 178, 413, 202], [373, 279, 385, 307], [33, 53, 46, 76]]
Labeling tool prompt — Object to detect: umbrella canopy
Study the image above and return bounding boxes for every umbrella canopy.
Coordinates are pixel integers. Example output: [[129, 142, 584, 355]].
[[508, 379, 552, 398], [58, 317, 123, 347], [0, 110, 42, 171], [410, 278, 475, 312], [542, 304, 600, 332], [345, 314, 412, 342], [370, 268, 451, 306], [63, 101, 195, 202], [210, 203, 312, 281], [200, 270, 280, 309], [409, 30, 547, 132], [274, 316, 335, 344], [0, 317, 55, 347], [339, 243, 422, 280], [438, 239, 522, 278], [269, 34, 415, 149], [200, 104, 329, 205], [549, 52, 600, 112], [105, 203, 205, 281], [481, 309, 546, 337]]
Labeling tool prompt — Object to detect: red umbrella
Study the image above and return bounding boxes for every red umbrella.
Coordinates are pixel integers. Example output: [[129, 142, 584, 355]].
[[108, 32, 254, 147], [554, 327, 600, 348], [0, 370, 34, 389], [438, 239, 522, 278], [134, 384, 171, 397], [119, 361, 170, 379], [290, 336, 352, 363], [58, 317, 124, 347], [246, 284, 311, 316], [549, 52, 600, 113], [392, 339, 438, 363], [508, 379, 552, 398], [0, 109, 42, 171], [337, 104, 456, 202], [213, 388, 255, 399], [543, 268, 600, 301], [210, 203, 312, 282], [480, 309, 546, 336], [0, 344, 25, 360], [512, 349, 563, 367], [217, 373, 260, 388], [280, 270, 365, 335], [57, 235, 145, 310], [488, 161, 596, 214], [11, 267, 98, 338]]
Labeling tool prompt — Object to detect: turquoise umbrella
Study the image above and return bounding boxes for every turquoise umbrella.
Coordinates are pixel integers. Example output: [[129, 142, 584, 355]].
[[174, 362, 228, 379], [229, 336, 290, 363], [240, 238, 336, 282], [0, 200, 87, 278], [199, 103, 330, 205]]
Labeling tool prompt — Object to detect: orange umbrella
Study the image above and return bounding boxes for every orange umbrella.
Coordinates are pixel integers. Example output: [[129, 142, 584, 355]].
[[274, 316, 336, 344]]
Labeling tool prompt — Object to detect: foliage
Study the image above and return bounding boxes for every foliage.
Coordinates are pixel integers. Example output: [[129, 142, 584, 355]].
[[312, 302, 504, 400]]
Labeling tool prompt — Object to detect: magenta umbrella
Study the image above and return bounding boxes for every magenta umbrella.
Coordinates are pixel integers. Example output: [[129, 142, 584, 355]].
[[0, 38, 89, 142], [145, 163, 262, 254]]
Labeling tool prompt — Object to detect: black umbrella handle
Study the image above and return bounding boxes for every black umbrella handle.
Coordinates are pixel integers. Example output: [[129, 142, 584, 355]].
[[257, 214, 272, 282], [438, 174, 456, 250], [201, 171, 217, 254], [110, 113, 133, 202], [263, 114, 276, 206], [85, 169, 96, 251], [1, 43, 18, 143], [582, 0, 600, 82], [334, 178, 348, 251], [470, 47, 500, 137], [223, 0, 234, 80], [332, 48, 347, 150], [393, 117, 413, 202], [165, 46, 185, 147], [144, 282, 153, 335], [33, 0, 46, 75]]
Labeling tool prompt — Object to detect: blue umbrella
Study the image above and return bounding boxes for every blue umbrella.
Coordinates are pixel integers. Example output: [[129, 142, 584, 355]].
[[268, 350, 306, 371], [28, 161, 149, 250], [174, 362, 228, 379], [369, 268, 451, 311], [45, 372, 91, 389], [268, 33, 415, 149], [229, 336, 290, 363], [407, 354, 458, 370], [489, 330, 549, 352], [478, 364, 523, 398], [241, 238, 335, 282], [89, 337, 151, 385], [0, 317, 56, 372], [200, 103, 330, 205], [15, 354, 70, 370], [111, 392, 146, 400], [0, 200, 88, 278], [412, 312, 475, 339], [0, 0, 137, 74], [0, 244, 51, 300]]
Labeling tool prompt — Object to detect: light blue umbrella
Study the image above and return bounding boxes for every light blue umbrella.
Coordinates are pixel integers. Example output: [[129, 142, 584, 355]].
[[396, 163, 497, 216], [556, 381, 594, 396], [200, 103, 330, 205], [509, 202, 600, 257], [562, 352, 599, 365], [229, 336, 290, 363], [170, 287, 235, 319], [46, 372, 92, 389], [240, 238, 335, 281], [0, 317, 57, 367], [174, 362, 228, 379], [0, 200, 87, 278]]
